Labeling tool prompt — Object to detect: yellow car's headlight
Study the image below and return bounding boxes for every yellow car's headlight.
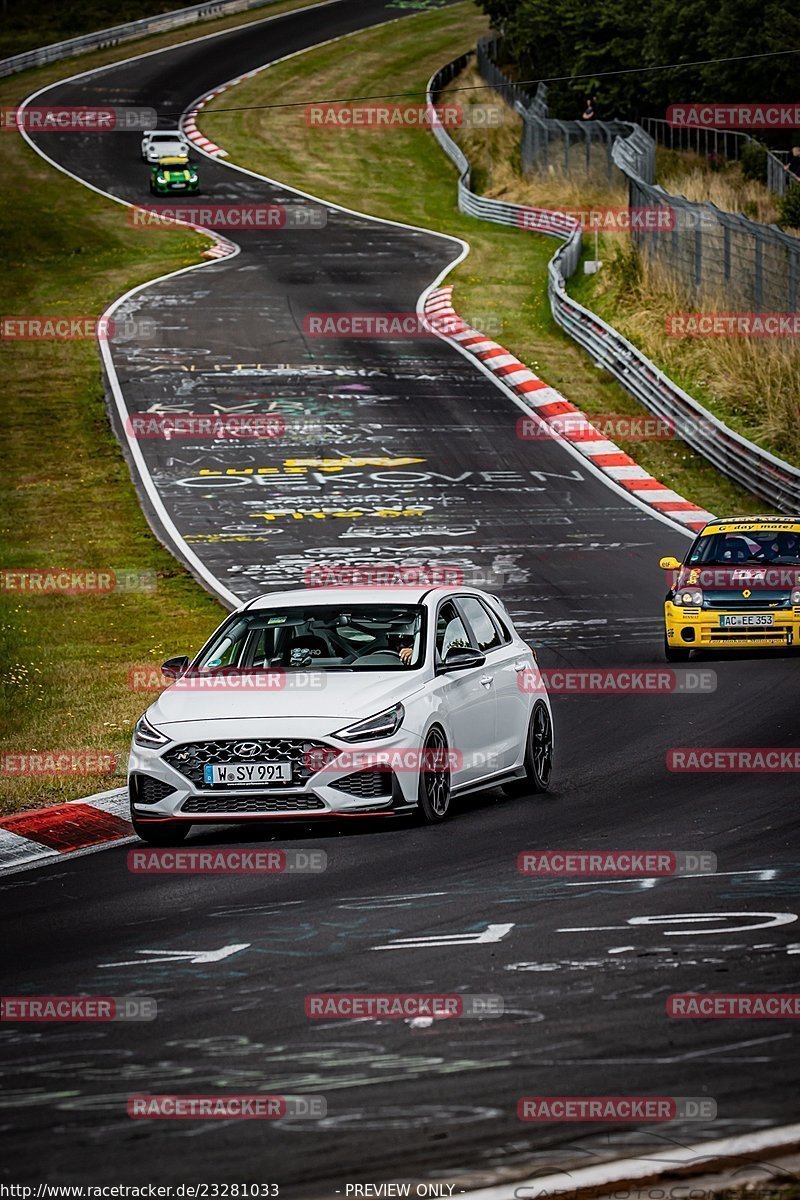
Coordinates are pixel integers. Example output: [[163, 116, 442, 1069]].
[[673, 588, 703, 607]]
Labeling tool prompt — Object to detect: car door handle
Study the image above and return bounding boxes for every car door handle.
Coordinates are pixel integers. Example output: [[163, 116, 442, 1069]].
[[480, 674, 493, 687], [513, 661, 528, 672]]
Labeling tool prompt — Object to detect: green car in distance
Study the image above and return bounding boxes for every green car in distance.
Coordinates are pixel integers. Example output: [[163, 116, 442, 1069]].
[[149, 156, 199, 195]]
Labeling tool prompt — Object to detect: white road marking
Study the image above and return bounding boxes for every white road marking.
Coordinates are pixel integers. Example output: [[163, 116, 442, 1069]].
[[564, 867, 780, 887], [559, 912, 797, 935], [98, 943, 249, 967], [372, 923, 514, 950]]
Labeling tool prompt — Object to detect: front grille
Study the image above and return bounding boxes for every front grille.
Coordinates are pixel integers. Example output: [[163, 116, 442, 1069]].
[[704, 591, 789, 611], [330, 770, 393, 799], [130, 774, 176, 805], [163, 739, 331, 789], [181, 794, 326, 814]]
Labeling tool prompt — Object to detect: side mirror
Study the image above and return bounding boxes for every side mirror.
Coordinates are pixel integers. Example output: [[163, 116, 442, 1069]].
[[436, 647, 486, 675], [659, 556, 682, 571], [161, 655, 190, 680]]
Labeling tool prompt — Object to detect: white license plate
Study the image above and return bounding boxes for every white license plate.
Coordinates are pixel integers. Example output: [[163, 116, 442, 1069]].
[[171, 182, 186, 188], [204, 761, 291, 786], [719, 614, 774, 628]]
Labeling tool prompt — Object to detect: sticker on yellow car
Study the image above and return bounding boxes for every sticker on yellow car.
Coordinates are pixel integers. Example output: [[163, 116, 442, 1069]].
[[702, 521, 800, 535]]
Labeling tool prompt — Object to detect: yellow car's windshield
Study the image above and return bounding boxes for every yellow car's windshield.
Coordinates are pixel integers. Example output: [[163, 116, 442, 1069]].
[[689, 524, 800, 566]]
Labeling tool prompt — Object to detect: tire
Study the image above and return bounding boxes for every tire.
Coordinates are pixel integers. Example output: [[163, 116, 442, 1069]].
[[502, 701, 553, 796], [131, 815, 191, 845], [664, 634, 692, 662], [416, 726, 452, 823]]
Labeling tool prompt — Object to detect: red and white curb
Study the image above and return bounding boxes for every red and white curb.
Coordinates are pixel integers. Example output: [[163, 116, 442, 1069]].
[[202, 235, 237, 259], [0, 788, 133, 874], [425, 286, 715, 533], [179, 75, 259, 258], [182, 77, 268, 264], [182, 71, 263, 158], [183, 107, 227, 158]]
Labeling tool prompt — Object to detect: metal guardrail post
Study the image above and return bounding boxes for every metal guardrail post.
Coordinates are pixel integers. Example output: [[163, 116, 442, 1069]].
[[723, 224, 731, 283]]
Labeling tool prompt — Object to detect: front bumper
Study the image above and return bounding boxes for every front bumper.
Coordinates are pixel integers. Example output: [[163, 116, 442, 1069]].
[[665, 601, 800, 650], [128, 728, 424, 823], [152, 181, 199, 195]]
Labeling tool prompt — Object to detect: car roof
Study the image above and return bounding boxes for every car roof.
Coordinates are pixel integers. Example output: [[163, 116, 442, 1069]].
[[706, 514, 800, 523], [245, 585, 492, 609], [700, 516, 800, 530], [157, 156, 189, 165]]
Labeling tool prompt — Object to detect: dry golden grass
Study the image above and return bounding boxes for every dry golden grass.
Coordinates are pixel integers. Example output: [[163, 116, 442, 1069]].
[[445, 67, 800, 466], [587, 253, 800, 461], [658, 152, 781, 225], [444, 65, 629, 209]]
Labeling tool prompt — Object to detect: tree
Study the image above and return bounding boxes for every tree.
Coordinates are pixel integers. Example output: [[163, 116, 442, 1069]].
[[475, 0, 800, 121]]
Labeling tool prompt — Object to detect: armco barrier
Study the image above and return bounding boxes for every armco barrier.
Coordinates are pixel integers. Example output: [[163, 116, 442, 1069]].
[[0, 0, 285, 78], [426, 55, 800, 512]]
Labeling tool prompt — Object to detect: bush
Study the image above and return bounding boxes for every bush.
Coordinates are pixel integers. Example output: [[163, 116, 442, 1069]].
[[778, 183, 800, 230], [740, 141, 768, 183]]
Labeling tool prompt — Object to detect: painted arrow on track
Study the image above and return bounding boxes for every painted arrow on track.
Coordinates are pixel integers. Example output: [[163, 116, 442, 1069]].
[[371, 923, 514, 950], [98, 944, 250, 967]]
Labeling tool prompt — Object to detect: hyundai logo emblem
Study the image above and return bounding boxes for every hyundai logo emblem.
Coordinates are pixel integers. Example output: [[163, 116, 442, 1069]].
[[232, 742, 262, 758]]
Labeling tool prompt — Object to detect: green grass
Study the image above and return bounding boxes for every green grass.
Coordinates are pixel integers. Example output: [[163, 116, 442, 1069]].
[[0, 131, 228, 812], [0, 3, 343, 813], [202, 3, 771, 521]]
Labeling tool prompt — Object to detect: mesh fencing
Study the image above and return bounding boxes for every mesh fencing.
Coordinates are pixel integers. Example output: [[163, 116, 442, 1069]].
[[476, 38, 800, 312]]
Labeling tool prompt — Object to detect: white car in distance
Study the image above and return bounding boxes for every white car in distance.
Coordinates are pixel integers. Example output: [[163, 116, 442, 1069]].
[[141, 129, 191, 162], [128, 586, 554, 843]]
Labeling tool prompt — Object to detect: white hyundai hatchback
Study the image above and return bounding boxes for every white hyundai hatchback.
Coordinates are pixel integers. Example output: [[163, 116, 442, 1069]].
[[128, 586, 553, 843]]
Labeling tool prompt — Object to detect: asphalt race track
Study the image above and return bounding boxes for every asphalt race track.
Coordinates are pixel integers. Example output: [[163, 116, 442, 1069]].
[[3, 0, 800, 1192]]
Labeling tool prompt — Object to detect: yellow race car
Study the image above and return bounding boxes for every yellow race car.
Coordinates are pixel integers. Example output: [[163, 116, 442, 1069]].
[[660, 517, 800, 661]]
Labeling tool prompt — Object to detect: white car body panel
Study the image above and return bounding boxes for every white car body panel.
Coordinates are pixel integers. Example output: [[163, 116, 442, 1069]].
[[141, 130, 190, 161], [128, 586, 552, 827]]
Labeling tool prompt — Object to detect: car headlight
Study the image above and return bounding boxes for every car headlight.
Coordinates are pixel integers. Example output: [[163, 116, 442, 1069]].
[[334, 703, 405, 743], [156, 175, 166, 183], [792, 588, 800, 606], [134, 714, 169, 748], [673, 588, 703, 607], [188, 173, 198, 182]]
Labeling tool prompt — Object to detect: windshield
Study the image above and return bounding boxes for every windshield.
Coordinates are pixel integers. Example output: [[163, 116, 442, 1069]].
[[688, 528, 800, 566], [193, 604, 427, 673]]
